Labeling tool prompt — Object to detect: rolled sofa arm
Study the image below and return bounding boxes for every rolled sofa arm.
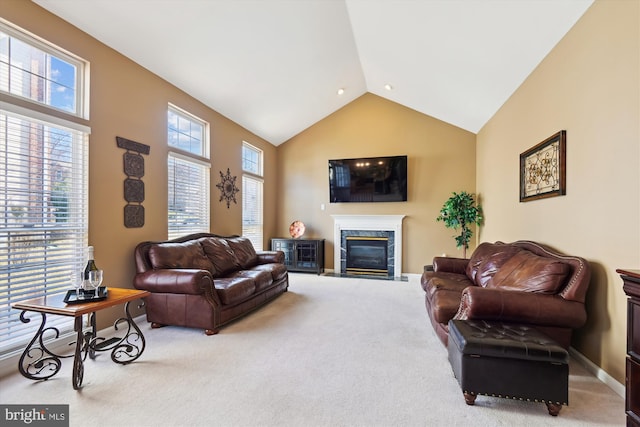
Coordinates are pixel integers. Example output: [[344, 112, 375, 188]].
[[134, 269, 215, 296], [257, 250, 284, 264], [455, 286, 587, 329], [432, 257, 469, 275]]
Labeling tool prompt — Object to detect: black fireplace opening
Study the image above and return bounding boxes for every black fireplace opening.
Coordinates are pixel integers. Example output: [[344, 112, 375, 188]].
[[346, 237, 389, 275]]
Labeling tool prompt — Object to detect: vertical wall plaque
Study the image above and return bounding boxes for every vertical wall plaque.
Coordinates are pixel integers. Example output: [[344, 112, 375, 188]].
[[116, 136, 150, 227]]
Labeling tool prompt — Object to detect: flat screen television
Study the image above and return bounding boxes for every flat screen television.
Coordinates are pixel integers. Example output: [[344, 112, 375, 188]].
[[328, 155, 407, 203]]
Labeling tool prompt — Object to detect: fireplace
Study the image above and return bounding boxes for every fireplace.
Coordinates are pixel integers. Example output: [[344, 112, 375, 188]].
[[346, 237, 389, 275], [332, 215, 405, 278]]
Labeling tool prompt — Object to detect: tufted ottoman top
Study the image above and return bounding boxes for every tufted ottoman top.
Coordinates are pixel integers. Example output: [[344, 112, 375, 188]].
[[448, 319, 568, 364]]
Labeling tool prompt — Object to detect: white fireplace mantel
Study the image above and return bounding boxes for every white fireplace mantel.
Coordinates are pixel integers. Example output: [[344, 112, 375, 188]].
[[331, 214, 406, 277]]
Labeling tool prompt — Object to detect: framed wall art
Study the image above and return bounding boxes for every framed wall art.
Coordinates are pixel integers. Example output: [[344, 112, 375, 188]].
[[519, 130, 566, 202]]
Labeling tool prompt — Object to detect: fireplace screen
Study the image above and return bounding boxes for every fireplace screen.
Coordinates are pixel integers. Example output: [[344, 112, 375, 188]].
[[346, 237, 388, 275]]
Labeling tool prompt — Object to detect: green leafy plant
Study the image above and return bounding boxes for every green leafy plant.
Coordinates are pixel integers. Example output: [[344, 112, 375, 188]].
[[436, 191, 483, 258]]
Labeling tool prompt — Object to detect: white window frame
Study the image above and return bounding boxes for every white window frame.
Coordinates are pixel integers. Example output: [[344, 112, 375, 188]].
[[0, 21, 89, 358], [0, 19, 88, 119], [167, 104, 210, 240], [242, 142, 263, 250]]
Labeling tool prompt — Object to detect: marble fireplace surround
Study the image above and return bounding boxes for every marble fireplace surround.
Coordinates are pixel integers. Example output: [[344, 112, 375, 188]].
[[331, 215, 406, 278]]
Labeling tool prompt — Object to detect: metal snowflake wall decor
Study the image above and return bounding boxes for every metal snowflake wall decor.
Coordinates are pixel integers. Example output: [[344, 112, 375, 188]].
[[216, 168, 240, 208]]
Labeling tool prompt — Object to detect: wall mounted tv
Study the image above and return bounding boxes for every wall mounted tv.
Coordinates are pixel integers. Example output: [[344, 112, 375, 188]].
[[328, 155, 407, 203]]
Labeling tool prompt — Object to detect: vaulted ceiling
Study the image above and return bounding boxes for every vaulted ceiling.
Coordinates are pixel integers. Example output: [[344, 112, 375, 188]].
[[33, 0, 594, 145]]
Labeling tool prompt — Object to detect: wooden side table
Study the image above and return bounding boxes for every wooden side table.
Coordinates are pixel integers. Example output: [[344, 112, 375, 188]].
[[617, 269, 640, 427], [11, 287, 150, 390]]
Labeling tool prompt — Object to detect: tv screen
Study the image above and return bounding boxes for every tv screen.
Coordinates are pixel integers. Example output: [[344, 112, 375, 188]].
[[328, 155, 407, 203]]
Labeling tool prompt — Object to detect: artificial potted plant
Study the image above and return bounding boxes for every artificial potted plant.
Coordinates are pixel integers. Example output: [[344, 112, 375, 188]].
[[436, 191, 483, 258]]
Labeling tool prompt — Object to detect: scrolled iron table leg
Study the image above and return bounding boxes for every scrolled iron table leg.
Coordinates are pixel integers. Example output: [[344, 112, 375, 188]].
[[87, 299, 146, 364], [114, 300, 146, 364], [17, 311, 69, 382], [87, 311, 97, 360], [72, 316, 84, 390]]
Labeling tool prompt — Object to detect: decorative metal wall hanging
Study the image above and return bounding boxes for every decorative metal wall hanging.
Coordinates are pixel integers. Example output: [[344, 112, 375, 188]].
[[519, 130, 566, 202], [216, 168, 240, 209], [116, 136, 150, 227]]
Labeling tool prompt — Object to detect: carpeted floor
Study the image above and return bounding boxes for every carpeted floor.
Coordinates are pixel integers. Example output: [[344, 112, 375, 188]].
[[0, 273, 626, 426]]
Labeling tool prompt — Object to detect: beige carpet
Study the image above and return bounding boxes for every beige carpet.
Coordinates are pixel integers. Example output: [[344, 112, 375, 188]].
[[0, 273, 625, 427]]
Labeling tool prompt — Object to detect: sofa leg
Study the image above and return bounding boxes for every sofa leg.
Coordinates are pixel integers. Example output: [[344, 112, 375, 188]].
[[463, 392, 476, 405], [546, 402, 562, 416], [151, 322, 166, 329], [205, 329, 219, 336]]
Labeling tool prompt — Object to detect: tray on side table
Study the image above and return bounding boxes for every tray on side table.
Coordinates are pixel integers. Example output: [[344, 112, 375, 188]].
[[63, 286, 108, 304]]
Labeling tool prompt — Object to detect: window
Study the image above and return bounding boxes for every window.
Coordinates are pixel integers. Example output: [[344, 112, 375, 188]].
[[242, 142, 263, 250], [167, 104, 209, 239], [242, 142, 261, 175], [0, 21, 89, 356], [0, 22, 86, 117]]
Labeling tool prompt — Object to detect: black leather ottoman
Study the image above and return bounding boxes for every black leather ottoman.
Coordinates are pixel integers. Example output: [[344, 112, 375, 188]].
[[448, 319, 569, 416]]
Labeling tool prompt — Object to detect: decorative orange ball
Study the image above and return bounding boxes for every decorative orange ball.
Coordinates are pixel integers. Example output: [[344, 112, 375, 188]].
[[289, 221, 305, 238]]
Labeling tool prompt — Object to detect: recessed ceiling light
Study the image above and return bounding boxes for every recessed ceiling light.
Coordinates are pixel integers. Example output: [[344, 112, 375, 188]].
[[384, 84, 393, 91], [337, 88, 345, 95]]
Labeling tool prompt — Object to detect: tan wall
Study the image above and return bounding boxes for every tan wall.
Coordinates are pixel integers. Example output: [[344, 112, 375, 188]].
[[276, 93, 477, 273], [477, 0, 640, 384], [2, 1, 279, 328], [7, 0, 632, 388]]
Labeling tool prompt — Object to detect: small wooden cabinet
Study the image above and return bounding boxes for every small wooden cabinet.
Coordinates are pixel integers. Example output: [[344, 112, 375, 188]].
[[271, 238, 324, 275], [617, 269, 640, 427]]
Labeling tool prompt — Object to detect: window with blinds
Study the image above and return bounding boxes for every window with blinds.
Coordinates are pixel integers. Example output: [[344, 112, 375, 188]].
[[167, 105, 210, 240], [0, 21, 89, 356], [242, 142, 263, 250]]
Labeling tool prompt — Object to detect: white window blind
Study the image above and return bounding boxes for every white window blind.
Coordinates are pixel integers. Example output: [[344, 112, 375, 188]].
[[168, 153, 210, 240], [242, 175, 263, 250], [0, 21, 89, 357], [242, 142, 263, 250], [167, 105, 210, 240], [0, 109, 88, 355]]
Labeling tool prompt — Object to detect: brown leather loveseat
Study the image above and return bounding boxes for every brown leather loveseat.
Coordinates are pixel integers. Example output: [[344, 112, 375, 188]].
[[421, 240, 591, 349], [134, 233, 289, 335]]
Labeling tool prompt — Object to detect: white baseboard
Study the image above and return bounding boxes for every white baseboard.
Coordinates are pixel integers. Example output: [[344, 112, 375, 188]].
[[569, 347, 625, 398]]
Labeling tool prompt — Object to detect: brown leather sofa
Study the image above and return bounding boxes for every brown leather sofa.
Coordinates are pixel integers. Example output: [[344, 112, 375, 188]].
[[134, 233, 289, 335], [421, 240, 591, 349]]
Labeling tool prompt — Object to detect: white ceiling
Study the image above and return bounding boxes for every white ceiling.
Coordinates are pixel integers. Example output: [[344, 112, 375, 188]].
[[33, 0, 594, 146]]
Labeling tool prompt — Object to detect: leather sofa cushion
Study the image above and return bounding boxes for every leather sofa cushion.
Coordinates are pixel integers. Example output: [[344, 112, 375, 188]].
[[252, 263, 288, 282], [148, 241, 214, 273], [486, 250, 570, 294], [466, 242, 524, 287], [214, 277, 256, 305], [229, 270, 273, 292], [226, 237, 258, 269], [200, 237, 240, 277]]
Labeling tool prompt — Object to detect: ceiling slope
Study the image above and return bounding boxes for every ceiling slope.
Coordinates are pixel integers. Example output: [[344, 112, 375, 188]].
[[32, 0, 594, 145]]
